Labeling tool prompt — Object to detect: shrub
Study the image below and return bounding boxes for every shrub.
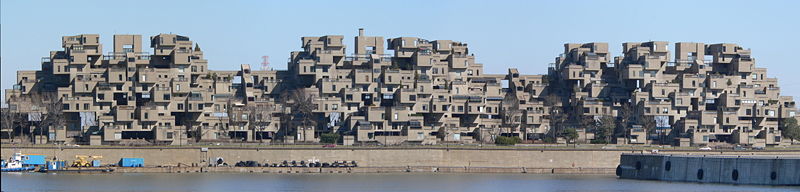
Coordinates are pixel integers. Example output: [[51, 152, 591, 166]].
[[320, 133, 340, 144], [495, 136, 522, 146]]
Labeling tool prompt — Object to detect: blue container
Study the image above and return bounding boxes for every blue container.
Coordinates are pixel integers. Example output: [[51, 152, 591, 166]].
[[57, 161, 66, 169], [46, 161, 65, 170], [92, 160, 101, 167], [22, 155, 47, 166], [118, 158, 144, 167]]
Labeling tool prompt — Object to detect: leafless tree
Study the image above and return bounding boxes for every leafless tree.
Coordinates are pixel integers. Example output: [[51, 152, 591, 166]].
[[248, 99, 274, 142], [1, 107, 23, 143], [544, 94, 567, 141], [638, 114, 656, 142], [617, 103, 635, 143], [281, 89, 317, 142], [30, 92, 64, 144], [500, 91, 521, 138]]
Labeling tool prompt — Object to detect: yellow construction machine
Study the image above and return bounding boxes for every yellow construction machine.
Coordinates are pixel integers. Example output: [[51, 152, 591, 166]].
[[72, 155, 103, 167]]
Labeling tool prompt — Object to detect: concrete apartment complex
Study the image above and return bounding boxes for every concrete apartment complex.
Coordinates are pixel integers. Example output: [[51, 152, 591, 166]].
[[2, 29, 797, 147]]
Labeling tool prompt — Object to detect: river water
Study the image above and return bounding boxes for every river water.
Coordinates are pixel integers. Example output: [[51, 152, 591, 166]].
[[2, 173, 797, 192]]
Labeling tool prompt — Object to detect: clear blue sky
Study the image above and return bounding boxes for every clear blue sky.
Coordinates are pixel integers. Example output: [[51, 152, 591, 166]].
[[2, 0, 799, 102]]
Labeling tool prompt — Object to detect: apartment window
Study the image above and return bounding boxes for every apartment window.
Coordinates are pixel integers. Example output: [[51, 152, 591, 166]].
[[409, 95, 416, 101], [163, 94, 170, 100], [394, 113, 399, 120], [712, 81, 717, 88], [176, 84, 181, 91], [332, 85, 336, 91], [98, 94, 105, 100], [332, 104, 338, 110], [178, 67, 185, 73], [63, 104, 70, 110], [122, 44, 134, 52], [177, 104, 184, 110]]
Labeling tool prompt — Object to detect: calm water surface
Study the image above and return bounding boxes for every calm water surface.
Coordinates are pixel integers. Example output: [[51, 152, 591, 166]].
[[2, 173, 797, 192]]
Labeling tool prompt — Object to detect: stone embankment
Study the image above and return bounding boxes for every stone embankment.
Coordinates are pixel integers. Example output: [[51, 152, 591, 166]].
[[3, 146, 797, 174]]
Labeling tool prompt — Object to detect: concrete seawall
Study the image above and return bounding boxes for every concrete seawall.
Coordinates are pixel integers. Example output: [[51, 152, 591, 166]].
[[618, 154, 800, 185], [106, 166, 617, 174], [3, 147, 798, 171]]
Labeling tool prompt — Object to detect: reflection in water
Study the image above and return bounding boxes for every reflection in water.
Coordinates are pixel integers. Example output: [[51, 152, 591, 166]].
[[2, 173, 796, 192]]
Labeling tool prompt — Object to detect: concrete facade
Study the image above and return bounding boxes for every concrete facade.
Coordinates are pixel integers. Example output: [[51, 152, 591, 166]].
[[2, 29, 797, 147]]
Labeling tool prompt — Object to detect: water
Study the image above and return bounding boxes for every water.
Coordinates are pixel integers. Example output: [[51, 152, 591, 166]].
[[2, 173, 797, 192]]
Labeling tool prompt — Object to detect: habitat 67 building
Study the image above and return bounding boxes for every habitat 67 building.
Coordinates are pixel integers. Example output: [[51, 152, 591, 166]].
[[2, 29, 796, 147]]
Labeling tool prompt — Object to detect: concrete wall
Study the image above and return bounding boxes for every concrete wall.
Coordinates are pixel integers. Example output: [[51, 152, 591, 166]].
[[618, 154, 800, 185], [2, 147, 798, 169]]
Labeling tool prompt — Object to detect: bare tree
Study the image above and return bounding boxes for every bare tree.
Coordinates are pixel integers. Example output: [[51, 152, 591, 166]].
[[248, 99, 274, 142], [30, 92, 64, 144], [617, 103, 635, 140], [279, 89, 317, 142], [544, 94, 566, 141], [1, 107, 22, 143], [500, 91, 521, 138], [638, 114, 656, 143]]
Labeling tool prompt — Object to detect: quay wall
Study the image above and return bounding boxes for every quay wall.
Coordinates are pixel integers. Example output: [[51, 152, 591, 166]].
[[618, 154, 800, 185], [3, 147, 798, 169]]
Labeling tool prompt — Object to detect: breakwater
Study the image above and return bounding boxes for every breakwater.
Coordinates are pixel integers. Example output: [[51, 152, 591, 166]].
[[617, 154, 800, 185]]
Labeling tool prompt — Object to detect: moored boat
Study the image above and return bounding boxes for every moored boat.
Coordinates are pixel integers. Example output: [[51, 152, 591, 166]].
[[1, 152, 36, 172]]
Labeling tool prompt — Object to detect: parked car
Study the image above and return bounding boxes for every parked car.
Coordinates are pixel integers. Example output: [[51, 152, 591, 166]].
[[698, 146, 713, 151]]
